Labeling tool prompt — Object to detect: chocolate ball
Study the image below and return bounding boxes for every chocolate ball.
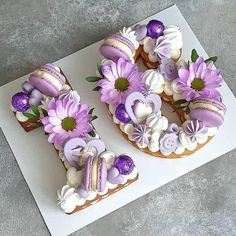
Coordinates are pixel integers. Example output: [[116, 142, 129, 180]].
[[11, 92, 30, 112], [115, 104, 131, 123], [147, 20, 165, 39], [114, 155, 134, 175]]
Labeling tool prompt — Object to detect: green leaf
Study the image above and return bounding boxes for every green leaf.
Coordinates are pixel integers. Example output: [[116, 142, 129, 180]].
[[41, 108, 48, 117], [91, 115, 98, 121], [92, 86, 101, 91], [174, 99, 188, 106], [86, 76, 102, 82], [89, 108, 95, 115], [31, 106, 40, 116], [22, 112, 38, 119], [191, 49, 199, 62], [205, 56, 217, 63], [88, 130, 96, 137], [97, 63, 103, 76]]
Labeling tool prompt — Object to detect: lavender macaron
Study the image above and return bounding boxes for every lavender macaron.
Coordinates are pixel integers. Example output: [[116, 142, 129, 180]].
[[189, 97, 227, 127], [29, 64, 66, 97], [83, 156, 107, 192], [99, 34, 135, 62]]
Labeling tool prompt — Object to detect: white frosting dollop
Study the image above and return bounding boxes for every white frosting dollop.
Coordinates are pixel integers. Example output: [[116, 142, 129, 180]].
[[67, 167, 83, 187], [143, 37, 159, 62], [122, 123, 135, 141], [16, 111, 28, 122], [163, 25, 183, 50], [146, 113, 168, 132], [148, 131, 161, 152], [174, 144, 185, 155], [163, 81, 174, 96], [207, 127, 218, 136], [57, 185, 80, 213], [179, 130, 197, 151], [142, 69, 165, 94], [99, 151, 116, 169]]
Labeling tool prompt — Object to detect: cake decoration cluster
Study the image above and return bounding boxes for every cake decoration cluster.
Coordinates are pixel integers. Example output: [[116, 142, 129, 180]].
[[11, 64, 138, 214], [86, 19, 226, 158]]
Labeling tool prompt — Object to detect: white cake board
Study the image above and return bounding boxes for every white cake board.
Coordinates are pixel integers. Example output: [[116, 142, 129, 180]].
[[0, 5, 236, 236]]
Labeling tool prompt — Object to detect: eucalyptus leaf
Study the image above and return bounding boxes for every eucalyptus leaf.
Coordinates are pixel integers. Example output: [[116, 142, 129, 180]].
[[91, 115, 98, 121], [205, 56, 217, 63], [31, 105, 40, 116], [23, 112, 38, 119], [88, 130, 96, 137], [41, 108, 48, 117], [86, 76, 102, 82], [191, 49, 199, 62], [89, 108, 95, 115], [92, 86, 101, 91], [97, 63, 103, 76], [174, 99, 188, 106]]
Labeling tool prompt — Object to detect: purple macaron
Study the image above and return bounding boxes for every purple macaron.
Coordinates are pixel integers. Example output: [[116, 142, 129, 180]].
[[99, 34, 135, 62], [97, 157, 107, 192], [83, 156, 107, 192], [189, 97, 227, 127], [29, 64, 66, 97]]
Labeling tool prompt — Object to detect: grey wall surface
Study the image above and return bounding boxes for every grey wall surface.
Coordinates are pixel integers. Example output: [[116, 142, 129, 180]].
[[0, 0, 236, 235]]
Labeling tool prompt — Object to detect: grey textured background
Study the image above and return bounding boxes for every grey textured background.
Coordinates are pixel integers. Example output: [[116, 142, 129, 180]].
[[0, 0, 236, 235]]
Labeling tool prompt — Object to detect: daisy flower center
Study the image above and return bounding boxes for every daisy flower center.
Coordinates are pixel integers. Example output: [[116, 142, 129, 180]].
[[191, 78, 205, 91], [61, 117, 77, 131], [115, 77, 130, 91]]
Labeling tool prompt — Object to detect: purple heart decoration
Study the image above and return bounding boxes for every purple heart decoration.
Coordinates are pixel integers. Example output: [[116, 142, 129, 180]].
[[63, 138, 106, 170], [29, 89, 43, 106], [107, 167, 124, 184], [125, 92, 162, 124]]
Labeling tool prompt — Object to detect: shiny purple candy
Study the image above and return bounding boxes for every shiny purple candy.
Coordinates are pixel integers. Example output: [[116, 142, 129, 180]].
[[12, 92, 30, 112], [115, 104, 131, 123], [147, 20, 165, 39], [114, 155, 134, 175]]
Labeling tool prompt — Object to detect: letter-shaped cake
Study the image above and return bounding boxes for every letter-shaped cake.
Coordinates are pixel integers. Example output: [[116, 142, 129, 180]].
[[86, 19, 226, 158], [11, 64, 138, 214]]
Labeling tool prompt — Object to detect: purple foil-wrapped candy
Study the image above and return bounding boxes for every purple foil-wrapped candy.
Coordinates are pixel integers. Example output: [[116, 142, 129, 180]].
[[114, 155, 134, 175], [159, 133, 180, 153], [115, 104, 131, 123], [134, 24, 147, 41], [147, 20, 165, 39], [12, 92, 30, 112]]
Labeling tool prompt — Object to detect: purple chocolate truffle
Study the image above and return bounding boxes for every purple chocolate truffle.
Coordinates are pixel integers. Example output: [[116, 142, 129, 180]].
[[147, 20, 165, 39], [12, 92, 30, 112], [115, 104, 131, 123], [114, 155, 134, 175]]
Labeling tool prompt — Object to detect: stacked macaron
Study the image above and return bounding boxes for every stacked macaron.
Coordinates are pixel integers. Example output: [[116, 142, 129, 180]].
[[83, 156, 107, 193], [189, 97, 227, 127], [29, 64, 66, 97], [99, 34, 135, 62]]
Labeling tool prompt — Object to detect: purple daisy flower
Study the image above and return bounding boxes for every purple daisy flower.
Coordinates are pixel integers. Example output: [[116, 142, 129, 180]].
[[97, 58, 146, 107], [176, 57, 223, 101], [42, 98, 92, 145]]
